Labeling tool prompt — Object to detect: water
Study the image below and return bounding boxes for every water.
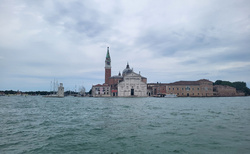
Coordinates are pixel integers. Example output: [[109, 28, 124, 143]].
[[1, 96, 250, 154]]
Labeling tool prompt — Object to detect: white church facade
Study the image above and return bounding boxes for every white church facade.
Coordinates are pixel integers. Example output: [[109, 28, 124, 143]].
[[118, 72, 147, 97]]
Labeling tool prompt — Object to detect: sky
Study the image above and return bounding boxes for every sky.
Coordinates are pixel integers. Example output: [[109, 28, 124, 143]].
[[0, 0, 250, 92]]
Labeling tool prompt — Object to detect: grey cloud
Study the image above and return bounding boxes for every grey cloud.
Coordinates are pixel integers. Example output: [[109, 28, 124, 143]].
[[135, 28, 219, 58], [42, 1, 118, 39], [1, 0, 250, 91]]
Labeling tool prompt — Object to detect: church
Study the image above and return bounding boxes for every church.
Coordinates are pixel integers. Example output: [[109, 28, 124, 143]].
[[92, 47, 147, 97]]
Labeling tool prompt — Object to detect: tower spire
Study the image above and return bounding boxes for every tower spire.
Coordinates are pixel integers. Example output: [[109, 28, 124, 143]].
[[105, 47, 111, 84], [106, 47, 110, 59]]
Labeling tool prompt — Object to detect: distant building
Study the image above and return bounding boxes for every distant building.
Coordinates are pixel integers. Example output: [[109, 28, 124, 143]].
[[57, 83, 64, 97], [92, 84, 111, 97], [44, 82, 64, 98], [166, 79, 213, 97], [92, 47, 147, 97], [148, 79, 214, 97], [147, 83, 168, 97]]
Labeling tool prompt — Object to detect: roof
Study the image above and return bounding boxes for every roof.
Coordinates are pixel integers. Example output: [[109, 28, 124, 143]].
[[109, 75, 123, 79], [148, 79, 213, 86], [110, 71, 123, 79], [121, 63, 147, 80], [168, 79, 212, 85], [198, 79, 213, 83], [148, 83, 168, 85], [169, 81, 200, 86], [93, 84, 110, 87], [122, 63, 133, 76]]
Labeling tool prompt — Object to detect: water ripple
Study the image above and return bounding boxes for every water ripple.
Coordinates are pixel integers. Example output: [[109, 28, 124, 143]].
[[1, 96, 250, 153]]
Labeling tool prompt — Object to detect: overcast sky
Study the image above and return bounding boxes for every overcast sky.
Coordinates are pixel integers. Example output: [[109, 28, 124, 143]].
[[0, 0, 250, 91]]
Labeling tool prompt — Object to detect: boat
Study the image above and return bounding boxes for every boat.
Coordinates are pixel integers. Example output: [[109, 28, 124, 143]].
[[165, 94, 177, 98]]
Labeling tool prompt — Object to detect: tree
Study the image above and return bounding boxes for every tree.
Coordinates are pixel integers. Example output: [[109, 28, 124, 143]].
[[214, 80, 222, 85]]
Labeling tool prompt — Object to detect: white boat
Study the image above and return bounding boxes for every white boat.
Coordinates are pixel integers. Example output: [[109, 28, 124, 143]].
[[165, 94, 177, 98]]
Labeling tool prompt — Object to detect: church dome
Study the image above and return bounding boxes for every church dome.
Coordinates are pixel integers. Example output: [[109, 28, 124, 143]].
[[122, 63, 133, 76]]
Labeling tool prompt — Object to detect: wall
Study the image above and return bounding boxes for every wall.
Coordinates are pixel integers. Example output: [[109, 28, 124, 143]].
[[213, 85, 236, 97], [118, 73, 147, 97]]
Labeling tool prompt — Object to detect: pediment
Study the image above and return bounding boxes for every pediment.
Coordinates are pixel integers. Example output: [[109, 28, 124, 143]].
[[125, 72, 140, 77]]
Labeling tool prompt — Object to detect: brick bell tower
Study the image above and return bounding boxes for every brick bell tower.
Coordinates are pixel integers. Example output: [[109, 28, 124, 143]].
[[105, 47, 111, 84]]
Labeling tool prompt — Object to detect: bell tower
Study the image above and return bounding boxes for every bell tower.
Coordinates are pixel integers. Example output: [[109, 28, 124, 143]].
[[105, 47, 111, 84]]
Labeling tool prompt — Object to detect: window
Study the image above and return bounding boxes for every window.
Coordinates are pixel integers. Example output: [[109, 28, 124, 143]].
[[197, 88, 199, 90], [173, 88, 174, 90], [182, 88, 184, 90], [177, 88, 179, 90], [185, 86, 190, 91], [169, 88, 171, 90], [192, 88, 194, 90]]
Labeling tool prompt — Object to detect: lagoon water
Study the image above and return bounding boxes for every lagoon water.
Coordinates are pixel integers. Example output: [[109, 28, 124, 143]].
[[1, 96, 250, 154]]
